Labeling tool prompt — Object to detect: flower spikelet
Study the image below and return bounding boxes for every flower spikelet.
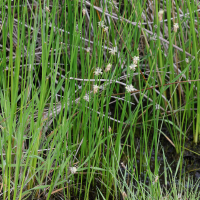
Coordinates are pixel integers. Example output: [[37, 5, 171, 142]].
[[125, 84, 137, 93], [133, 56, 139, 64], [82, 8, 86, 16], [86, 47, 90, 53], [83, 94, 90, 102], [45, 6, 50, 13], [174, 23, 179, 32], [105, 63, 112, 72], [129, 63, 137, 71], [94, 68, 103, 76], [98, 21, 105, 28], [109, 47, 117, 55], [93, 85, 99, 94], [69, 167, 77, 174], [104, 26, 109, 32], [158, 10, 164, 21]]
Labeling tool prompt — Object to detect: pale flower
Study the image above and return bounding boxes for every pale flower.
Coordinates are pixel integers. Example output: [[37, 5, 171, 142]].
[[125, 84, 137, 93], [82, 8, 86, 16], [174, 23, 179, 32], [121, 191, 127, 199], [104, 26, 109, 32], [178, 193, 182, 199], [185, 58, 189, 64], [108, 126, 112, 133], [153, 175, 159, 185], [155, 104, 160, 110], [158, 10, 164, 21], [105, 63, 112, 72], [133, 56, 139, 64], [109, 47, 117, 55], [121, 162, 126, 169], [45, 6, 50, 13], [129, 63, 137, 71], [83, 94, 89, 102], [86, 47, 90, 53], [98, 21, 105, 28], [93, 84, 99, 94], [155, 175, 159, 183], [69, 167, 77, 174], [94, 67, 103, 76]]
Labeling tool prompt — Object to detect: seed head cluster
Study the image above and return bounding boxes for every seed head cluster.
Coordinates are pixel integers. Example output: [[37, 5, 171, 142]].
[[105, 63, 112, 72], [83, 94, 90, 102], [93, 85, 99, 94], [158, 10, 164, 21], [109, 47, 117, 55], [174, 23, 179, 32], [125, 84, 137, 93], [129, 56, 139, 72], [94, 68, 103, 76]]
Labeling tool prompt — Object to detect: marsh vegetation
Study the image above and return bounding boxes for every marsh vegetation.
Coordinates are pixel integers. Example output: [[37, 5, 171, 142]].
[[0, 0, 200, 199]]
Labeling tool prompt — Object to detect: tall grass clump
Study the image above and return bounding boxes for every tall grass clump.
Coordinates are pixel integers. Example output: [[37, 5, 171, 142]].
[[0, 0, 200, 199]]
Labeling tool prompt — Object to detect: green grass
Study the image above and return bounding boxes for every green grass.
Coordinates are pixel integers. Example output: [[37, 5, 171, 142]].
[[0, 0, 200, 199]]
